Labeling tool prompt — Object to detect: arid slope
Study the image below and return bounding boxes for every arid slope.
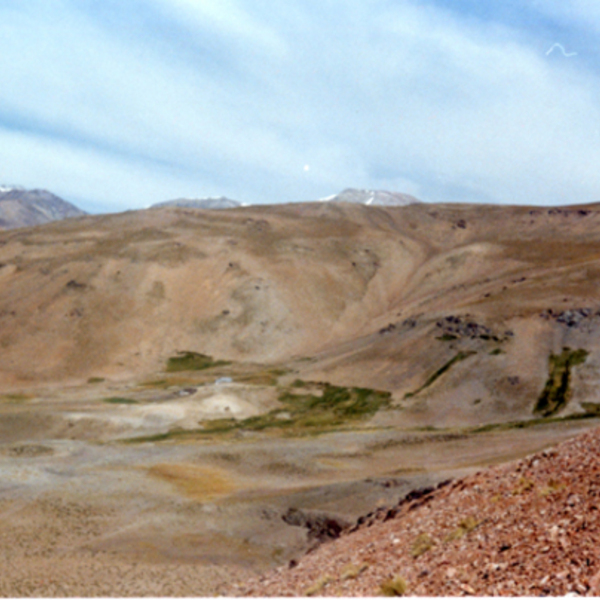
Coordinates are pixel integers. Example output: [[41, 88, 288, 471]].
[[1, 201, 600, 428]]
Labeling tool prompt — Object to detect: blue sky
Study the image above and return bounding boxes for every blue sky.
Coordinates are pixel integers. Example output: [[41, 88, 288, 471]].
[[1, 1, 600, 212]]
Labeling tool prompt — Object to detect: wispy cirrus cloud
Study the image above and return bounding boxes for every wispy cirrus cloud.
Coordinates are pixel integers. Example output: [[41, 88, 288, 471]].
[[0, 1, 599, 210]]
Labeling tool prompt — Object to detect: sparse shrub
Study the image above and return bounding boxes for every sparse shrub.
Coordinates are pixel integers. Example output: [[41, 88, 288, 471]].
[[305, 575, 333, 596], [489, 348, 504, 356], [379, 575, 408, 596], [87, 377, 105, 384], [341, 562, 369, 580], [459, 516, 479, 532], [445, 516, 479, 542], [411, 533, 435, 558], [512, 476, 534, 495], [539, 478, 566, 496]]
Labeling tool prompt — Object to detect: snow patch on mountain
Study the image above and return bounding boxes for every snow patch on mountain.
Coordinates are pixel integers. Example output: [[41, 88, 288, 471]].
[[317, 188, 421, 207]]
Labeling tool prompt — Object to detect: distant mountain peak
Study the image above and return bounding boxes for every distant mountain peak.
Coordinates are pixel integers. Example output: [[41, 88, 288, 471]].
[[150, 197, 241, 210], [0, 187, 86, 230], [318, 188, 421, 206]]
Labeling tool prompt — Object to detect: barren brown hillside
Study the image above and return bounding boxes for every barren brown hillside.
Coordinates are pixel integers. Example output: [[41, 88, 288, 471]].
[[2, 201, 600, 427]]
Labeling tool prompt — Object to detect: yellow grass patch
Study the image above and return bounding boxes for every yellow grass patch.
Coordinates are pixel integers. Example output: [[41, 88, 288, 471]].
[[148, 463, 235, 500], [305, 575, 333, 596]]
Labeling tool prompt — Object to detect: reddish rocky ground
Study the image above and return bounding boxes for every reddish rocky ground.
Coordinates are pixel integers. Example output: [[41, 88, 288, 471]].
[[229, 426, 600, 596]]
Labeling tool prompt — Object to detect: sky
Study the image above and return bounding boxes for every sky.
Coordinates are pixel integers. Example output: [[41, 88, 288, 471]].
[[1, 1, 600, 213]]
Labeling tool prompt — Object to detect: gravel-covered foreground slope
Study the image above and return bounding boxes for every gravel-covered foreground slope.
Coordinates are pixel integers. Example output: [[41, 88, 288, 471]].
[[232, 425, 600, 597]]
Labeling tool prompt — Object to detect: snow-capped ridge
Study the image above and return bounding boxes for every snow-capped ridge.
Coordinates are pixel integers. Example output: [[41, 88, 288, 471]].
[[0, 185, 24, 193], [317, 188, 421, 207]]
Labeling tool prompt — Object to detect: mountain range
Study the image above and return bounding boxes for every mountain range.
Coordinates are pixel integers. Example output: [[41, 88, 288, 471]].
[[150, 188, 422, 209], [0, 186, 424, 230]]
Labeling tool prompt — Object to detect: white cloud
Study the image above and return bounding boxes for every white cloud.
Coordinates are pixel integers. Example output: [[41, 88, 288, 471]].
[[533, 0, 600, 34], [0, 128, 227, 211], [153, 0, 288, 55], [2, 1, 600, 208]]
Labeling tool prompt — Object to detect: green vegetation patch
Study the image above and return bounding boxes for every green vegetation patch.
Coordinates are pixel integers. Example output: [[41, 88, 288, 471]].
[[405, 351, 476, 398], [103, 397, 138, 405], [166, 351, 231, 372], [126, 383, 392, 442], [534, 347, 588, 417], [202, 383, 392, 435], [0, 393, 32, 403], [87, 377, 105, 384], [436, 333, 458, 341]]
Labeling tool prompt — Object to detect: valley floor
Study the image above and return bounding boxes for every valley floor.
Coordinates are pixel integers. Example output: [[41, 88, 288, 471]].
[[0, 374, 597, 596]]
